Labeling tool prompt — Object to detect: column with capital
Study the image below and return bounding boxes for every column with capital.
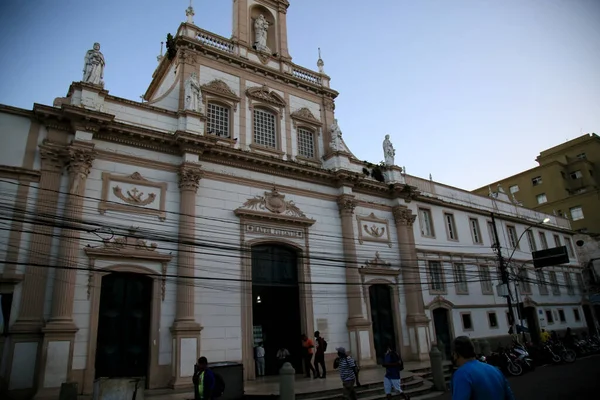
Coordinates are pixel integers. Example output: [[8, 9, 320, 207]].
[[37, 141, 96, 395], [337, 194, 375, 366], [392, 206, 430, 361], [170, 162, 204, 388]]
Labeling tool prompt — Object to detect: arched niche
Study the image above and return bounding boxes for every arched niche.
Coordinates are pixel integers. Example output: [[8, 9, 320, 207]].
[[249, 5, 277, 54]]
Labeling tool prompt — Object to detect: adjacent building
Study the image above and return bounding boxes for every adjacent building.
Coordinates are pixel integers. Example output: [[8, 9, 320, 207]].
[[473, 133, 600, 234], [0, 1, 589, 398]]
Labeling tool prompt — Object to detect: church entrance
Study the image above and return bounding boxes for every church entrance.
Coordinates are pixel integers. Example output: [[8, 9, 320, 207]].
[[95, 272, 152, 379], [432, 308, 453, 359], [251, 244, 302, 376], [369, 284, 397, 364]]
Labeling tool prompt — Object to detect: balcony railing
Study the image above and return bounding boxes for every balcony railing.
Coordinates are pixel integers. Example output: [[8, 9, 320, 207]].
[[291, 65, 322, 85], [197, 29, 235, 54]]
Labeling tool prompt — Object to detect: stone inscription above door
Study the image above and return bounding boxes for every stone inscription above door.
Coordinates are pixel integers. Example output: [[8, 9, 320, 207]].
[[356, 212, 392, 247], [99, 172, 168, 221]]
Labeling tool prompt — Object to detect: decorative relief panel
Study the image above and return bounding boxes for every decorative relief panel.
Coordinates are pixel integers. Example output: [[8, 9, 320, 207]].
[[356, 212, 392, 247], [99, 172, 168, 221], [246, 85, 287, 113], [201, 79, 240, 111], [234, 187, 315, 227], [290, 107, 321, 129], [359, 252, 400, 276]]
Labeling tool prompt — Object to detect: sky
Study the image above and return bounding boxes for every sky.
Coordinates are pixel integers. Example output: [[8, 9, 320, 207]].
[[0, 0, 599, 191]]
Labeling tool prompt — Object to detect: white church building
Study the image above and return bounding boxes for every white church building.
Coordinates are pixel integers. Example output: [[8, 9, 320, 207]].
[[0, 0, 588, 398]]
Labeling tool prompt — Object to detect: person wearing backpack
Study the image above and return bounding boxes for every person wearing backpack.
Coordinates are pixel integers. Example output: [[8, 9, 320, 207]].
[[193, 357, 226, 400], [314, 331, 328, 379], [382, 344, 409, 400]]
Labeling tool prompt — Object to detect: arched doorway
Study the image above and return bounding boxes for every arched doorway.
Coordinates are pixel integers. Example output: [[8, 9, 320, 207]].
[[369, 284, 397, 364], [251, 244, 302, 376], [432, 308, 452, 359], [95, 272, 153, 378]]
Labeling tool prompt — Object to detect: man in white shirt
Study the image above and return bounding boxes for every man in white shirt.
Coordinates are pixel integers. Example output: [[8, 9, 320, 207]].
[[255, 342, 266, 376]]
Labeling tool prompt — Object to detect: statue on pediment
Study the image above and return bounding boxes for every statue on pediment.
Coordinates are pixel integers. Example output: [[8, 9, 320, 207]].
[[253, 14, 271, 53], [83, 43, 105, 86], [383, 134, 395, 166], [184, 72, 203, 113]]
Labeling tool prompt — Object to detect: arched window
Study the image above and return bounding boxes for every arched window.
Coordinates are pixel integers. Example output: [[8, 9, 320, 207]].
[[253, 108, 277, 148]]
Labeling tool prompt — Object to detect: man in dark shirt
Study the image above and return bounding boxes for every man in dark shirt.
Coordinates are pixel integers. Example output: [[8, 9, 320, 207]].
[[382, 344, 409, 400], [451, 336, 515, 400], [314, 331, 327, 378]]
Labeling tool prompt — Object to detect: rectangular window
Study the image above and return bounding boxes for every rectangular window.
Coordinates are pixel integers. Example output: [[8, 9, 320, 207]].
[[553, 234, 561, 248], [558, 309, 566, 323], [454, 263, 468, 294], [469, 218, 482, 244], [479, 266, 494, 295], [536, 193, 548, 204], [207, 103, 231, 138], [564, 237, 575, 258], [576, 273, 585, 294], [570, 206, 584, 221], [527, 230, 537, 252], [507, 225, 519, 249], [539, 232, 548, 250], [532, 176, 543, 186], [518, 269, 532, 294], [461, 313, 473, 331], [488, 312, 499, 329], [546, 310, 554, 324], [573, 308, 581, 322], [570, 170, 583, 180], [509, 185, 519, 194], [0, 293, 14, 335], [565, 272, 575, 295], [253, 109, 277, 148], [419, 208, 435, 237], [549, 271, 560, 295], [428, 261, 445, 292], [296, 128, 315, 158], [537, 270, 549, 295], [487, 221, 497, 247], [444, 213, 458, 240]]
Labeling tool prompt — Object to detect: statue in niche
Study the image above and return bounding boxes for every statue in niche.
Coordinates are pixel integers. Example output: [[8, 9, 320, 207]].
[[329, 119, 343, 151], [184, 72, 202, 113], [83, 43, 105, 86], [253, 14, 271, 53], [383, 134, 396, 166]]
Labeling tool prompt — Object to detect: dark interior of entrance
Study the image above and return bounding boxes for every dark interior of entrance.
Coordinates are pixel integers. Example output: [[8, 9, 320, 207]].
[[369, 284, 397, 364], [95, 272, 152, 379], [521, 306, 540, 343], [582, 304, 598, 336], [432, 308, 452, 359], [252, 245, 302, 376]]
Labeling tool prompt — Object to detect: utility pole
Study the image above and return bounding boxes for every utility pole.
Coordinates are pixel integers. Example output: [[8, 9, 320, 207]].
[[491, 212, 516, 332]]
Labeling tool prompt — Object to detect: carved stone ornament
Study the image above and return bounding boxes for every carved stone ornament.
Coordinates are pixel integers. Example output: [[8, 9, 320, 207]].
[[240, 187, 307, 218], [392, 206, 416, 226], [356, 212, 392, 247], [363, 252, 392, 269], [337, 195, 357, 215], [100, 230, 159, 252], [323, 98, 335, 111], [66, 147, 96, 177], [39, 143, 67, 172], [246, 85, 286, 109], [290, 107, 321, 128], [364, 224, 385, 239], [178, 164, 203, 191], [201, 79, 240, 107], [113, 186, 157, 206], [177, 49, 197, 66]]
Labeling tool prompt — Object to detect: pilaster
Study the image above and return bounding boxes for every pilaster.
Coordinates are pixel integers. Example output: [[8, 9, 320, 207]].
[[337, 193, 374, 366], [392, 206, 430, 361], [37, 141, 96, 396], [170, 161, 203, 388]]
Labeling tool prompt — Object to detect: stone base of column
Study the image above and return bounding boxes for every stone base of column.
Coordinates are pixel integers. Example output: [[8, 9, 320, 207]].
[[2, 332, 42, 398], [34, 321, 78, 399], [347, 317, 376, 367], [406, 314, 431, 362], [169, 320, 203, 389]]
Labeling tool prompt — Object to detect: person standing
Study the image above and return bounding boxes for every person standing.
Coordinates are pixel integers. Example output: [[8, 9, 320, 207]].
[[255, 342, 266, 377], [193, 357, 215, 400], [333, 347, 358, 400], [451, 336, 515, 400], [382, 344, 409, 400], [314, 331, 327, 378], [301, 334, 317, 378], [276, 345, 290, 372]]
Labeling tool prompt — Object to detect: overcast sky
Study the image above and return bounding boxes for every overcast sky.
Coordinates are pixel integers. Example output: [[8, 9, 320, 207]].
[[0, 0, 598, 190]]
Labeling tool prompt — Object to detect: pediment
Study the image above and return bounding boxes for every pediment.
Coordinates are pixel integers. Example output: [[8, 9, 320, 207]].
[[201, 79, 240, 103], [234, 187, 315, 226], [84, 227, 172, 262], [290, 107, 321, 128], [246, 85, 286, 109], [425, 295, 455, 310], [359, 252, 399, 276]]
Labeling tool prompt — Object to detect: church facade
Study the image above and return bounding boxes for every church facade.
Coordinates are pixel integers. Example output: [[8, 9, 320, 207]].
[[0, 0, 588, 398]]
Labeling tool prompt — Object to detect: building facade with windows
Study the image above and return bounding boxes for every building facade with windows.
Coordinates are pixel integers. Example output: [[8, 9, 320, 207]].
[[0, 1, 590, 398], [472, 133, 600, 234]]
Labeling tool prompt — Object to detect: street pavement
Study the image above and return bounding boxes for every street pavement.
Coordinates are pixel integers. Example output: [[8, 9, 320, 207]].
[[432, 354, 600, 399]]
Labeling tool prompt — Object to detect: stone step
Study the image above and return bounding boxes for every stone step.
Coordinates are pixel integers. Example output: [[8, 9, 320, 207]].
[[357, 380, 436, 400], [298, 377, 432, 400]]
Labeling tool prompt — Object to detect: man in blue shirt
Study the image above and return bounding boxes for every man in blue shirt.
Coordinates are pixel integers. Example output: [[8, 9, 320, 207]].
[[382, 344, 409, 400], [451, 336, 515, 400]]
